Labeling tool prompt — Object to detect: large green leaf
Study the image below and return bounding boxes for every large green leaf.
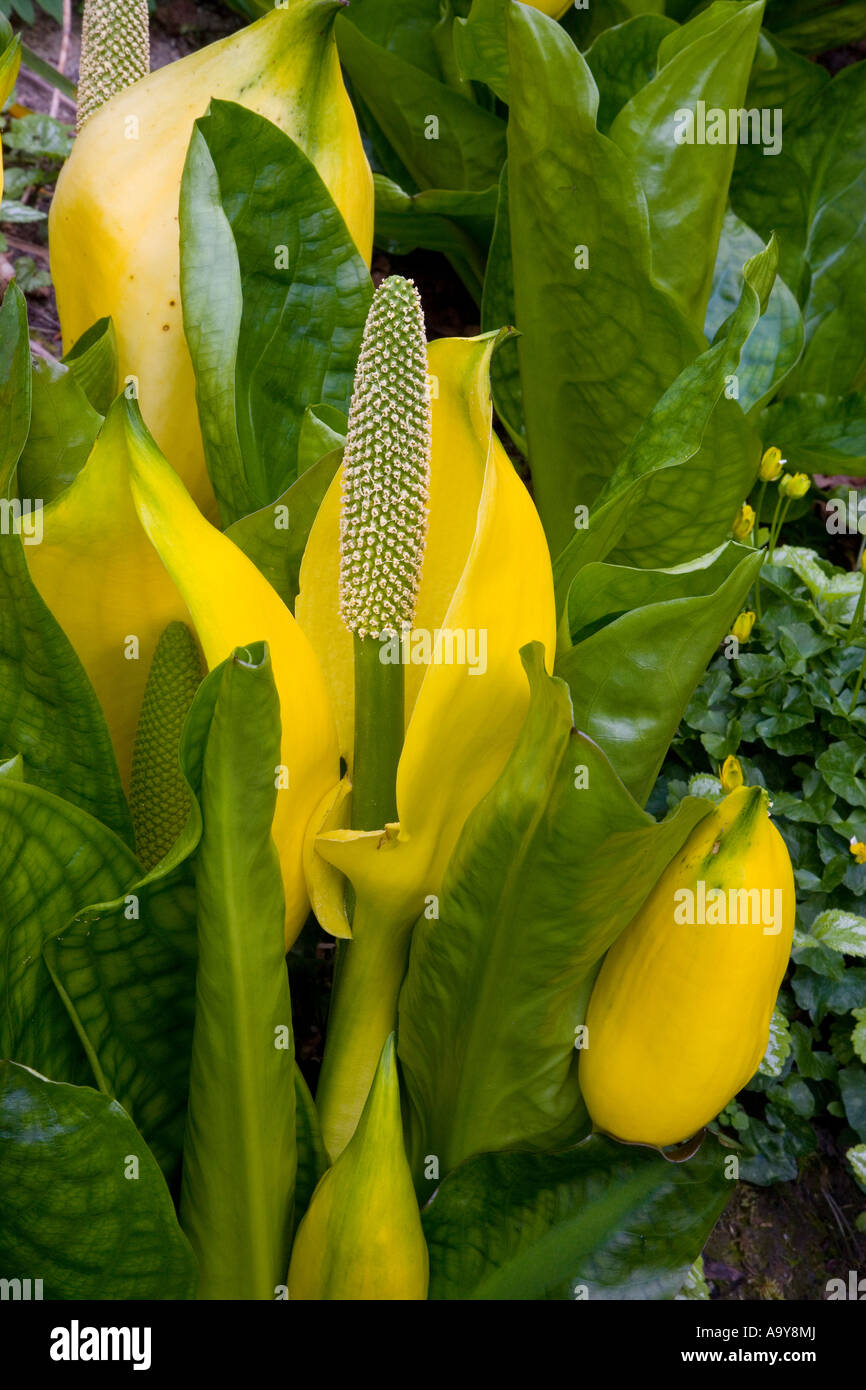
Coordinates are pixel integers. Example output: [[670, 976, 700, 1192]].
[[557, 543, 763, 806], [608, 1, 763, 328], [761, 392, 866, 475], [0, 1062, 196, 1299], [17, 356, 103, 505], [731, 50, 866, 396], [0, 780, 139, 1087], [422, 1136, 730, 1300], [373, 176, 496, 303], [0, 282, 30, 497], [61, 316, 118, 416], [397, 645, 711, 1178], [506, 2, 701, 554], [480, 162, 526, 454], [337, 10, 506, 194], [705, 211, 803, 415], [0, 530, 133, 841], [552, 236, 773, 596], [179, 100, 371, 525], [768, 0, 866, 51], [585, 13, 678, 134], [225, 447, 341, 611], [179, 644, 296, 1300]]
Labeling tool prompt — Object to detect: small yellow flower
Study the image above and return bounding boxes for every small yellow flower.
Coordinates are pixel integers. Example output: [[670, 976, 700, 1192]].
[[730, 610, 756, 644], [779, 472, 810, 500], [759, 447, 784, 482], [850, 837, 866, 866], [720, 755, 744, 793], [732, 503, 755, 540]]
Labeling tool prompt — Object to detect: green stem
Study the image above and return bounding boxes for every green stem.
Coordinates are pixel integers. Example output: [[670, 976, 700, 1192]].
[[316, 632, 407, 1158], [316, 898, 413, 1160], [768, 498, 791, 558], [852, 649, 866, 709], [351, 632, 404, 832], [753, 482, 768, 619]]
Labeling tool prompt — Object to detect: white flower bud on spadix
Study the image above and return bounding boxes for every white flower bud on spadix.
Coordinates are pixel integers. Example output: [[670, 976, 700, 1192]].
[[339, 276, 432, 640]]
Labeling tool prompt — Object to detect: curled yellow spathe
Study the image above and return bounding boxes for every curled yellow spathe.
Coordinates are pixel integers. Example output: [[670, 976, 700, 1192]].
[[49, 0, 374, 520], [0, 30, 21, 205], [297, 332, 557, 926], [28, 398, 339, 944]]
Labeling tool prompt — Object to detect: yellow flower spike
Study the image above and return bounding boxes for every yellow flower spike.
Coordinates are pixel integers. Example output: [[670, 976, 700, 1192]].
[[29, 398, 339, 943], [307, 333, 556, 1156], [732, 503, 755, 541], [288, 1035, 428, 1300], [730, 610, 756, 644], [779, 472, 810, 500], [759, 446, 784, 482], [302, 332, 557, 925], [719, 754, 744, 793], [0, 29, 21, 205], [49, 0, 373, 519], [850, 837, 866, 866]]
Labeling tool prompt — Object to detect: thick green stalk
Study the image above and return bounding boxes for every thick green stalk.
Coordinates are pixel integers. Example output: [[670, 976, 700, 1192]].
[[317, 897, 414, 1160], [351, 632, 403, 832]]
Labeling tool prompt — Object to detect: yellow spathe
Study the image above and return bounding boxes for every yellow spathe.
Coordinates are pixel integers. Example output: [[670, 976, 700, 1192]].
[[49, 1, 374, 520]]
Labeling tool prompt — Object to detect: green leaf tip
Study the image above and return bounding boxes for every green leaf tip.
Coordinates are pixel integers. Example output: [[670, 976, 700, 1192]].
[[339, 274, 432, 640], [77, 0, 150, 132]]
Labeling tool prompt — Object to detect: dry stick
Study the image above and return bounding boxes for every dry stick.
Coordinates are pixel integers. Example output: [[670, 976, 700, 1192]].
[[50, 0, 73, 121]]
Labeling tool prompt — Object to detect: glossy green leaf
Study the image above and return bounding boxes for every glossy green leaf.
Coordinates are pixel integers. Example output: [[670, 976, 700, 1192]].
[[506, 2, 702, 554], [62, 316, 118, 416], [45, 872, 197, 1183], [0, 1061, 196, 1300], [17, 355, 103, 505], [732, 53, 866, 397], [180, 644, 296, 1300], [337, 11, 506, 193], [0, 779, 138, 1087], [179, 100, 371, 524], [706, 211, 803, 415], [297, 403, 346, 477], [422, 1135, 730, 1300], [0, 531, 134, 840], [0, 281, 30, 497], [293, 1065, 329, 1236], [480, 162, 526, 453], [770, 0, 866, 51], [453, 0, 510, 103], [761, 393, 866, 475], [398, 645, 711, 1178], [608, 2, 763, 328], [585, 13, 678, 133], [373, 175, 495, 303], [225, 447, 341, 612], [552, 238, 772, 596], [557, 544, 762, 805]]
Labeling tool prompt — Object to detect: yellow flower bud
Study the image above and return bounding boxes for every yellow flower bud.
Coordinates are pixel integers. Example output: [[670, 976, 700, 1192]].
[[860, 549, 866, 574], [850, 838, 866, 866], [730, 610, 755, 644], [732, 503, 755, 540], [759, 447, 784, 482], [779, 472, 810, 500], [720, 755, 744, 793]]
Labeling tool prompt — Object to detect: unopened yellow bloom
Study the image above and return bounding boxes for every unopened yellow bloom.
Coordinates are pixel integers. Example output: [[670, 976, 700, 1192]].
[[731, 610, 756, 644], [759, 447, 784, 482], [720, 755, 744, 793], [779, 472, 810, 500], [733, 504, 755, 540], [850, 838, 866, 866]]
